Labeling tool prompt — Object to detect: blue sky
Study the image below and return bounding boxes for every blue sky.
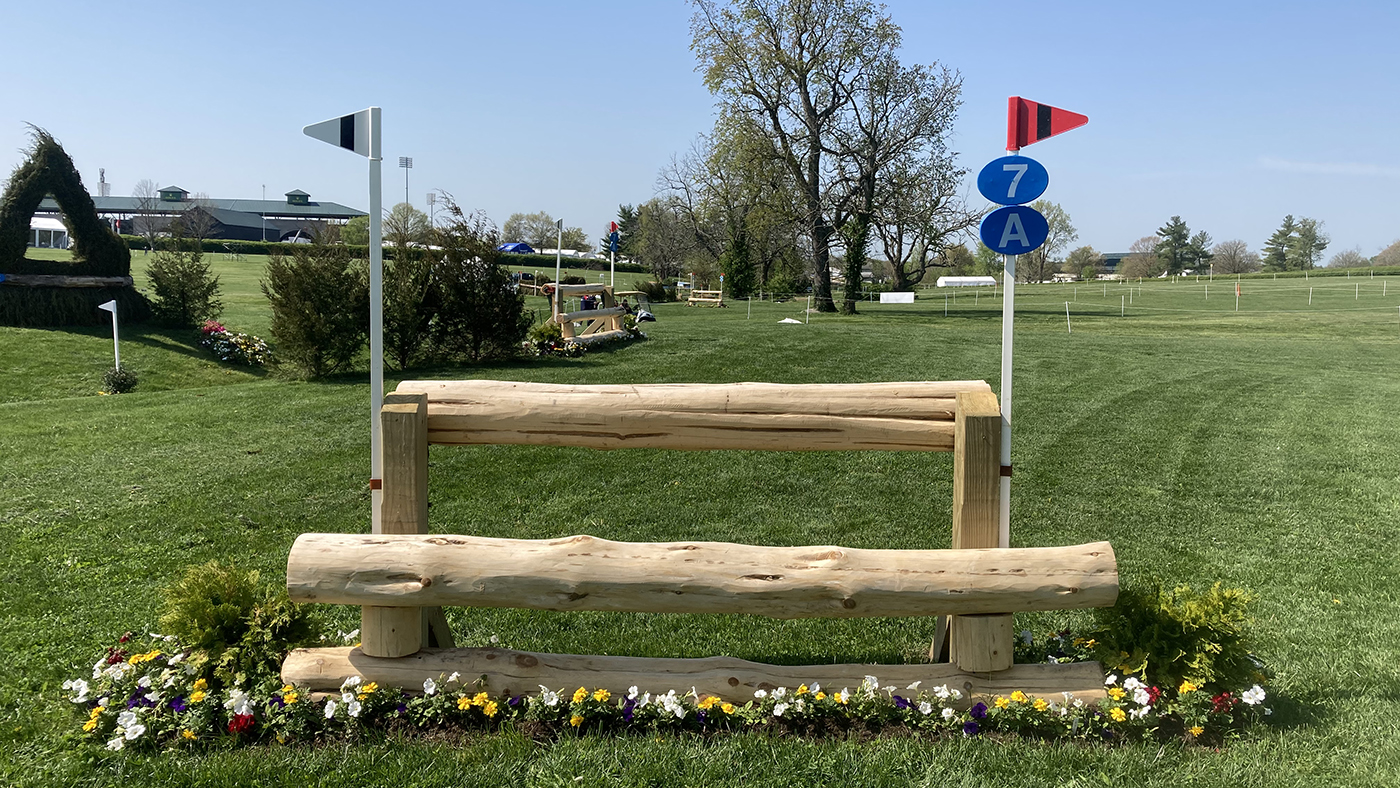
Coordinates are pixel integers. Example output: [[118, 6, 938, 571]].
[[1, 0, 1396, 257]]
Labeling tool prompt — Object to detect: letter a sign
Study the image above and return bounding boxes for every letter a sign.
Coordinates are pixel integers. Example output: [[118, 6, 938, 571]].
[[980, 205, 1050, 255]]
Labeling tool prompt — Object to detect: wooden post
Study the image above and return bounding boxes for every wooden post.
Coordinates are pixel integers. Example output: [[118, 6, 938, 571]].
[[948, 390, 1013, 672], [362, 392, 432, 658]]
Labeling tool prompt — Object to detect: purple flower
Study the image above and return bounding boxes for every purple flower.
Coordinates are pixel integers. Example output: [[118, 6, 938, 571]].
[[508, 695, 524, 707], [962, 721, 980, 736], [268, 695, 286, 709], [396, 702, 408, 714], [169, 696, 187, 712], [697, 710, 708, 724], [970, 702, 988, 720], [126, 692, 155, 709], [893, 695, 911, 710], [622, 698, 637, 723]]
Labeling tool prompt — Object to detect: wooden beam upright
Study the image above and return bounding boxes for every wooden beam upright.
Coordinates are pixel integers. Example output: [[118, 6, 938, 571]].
[[361, 392, 430, 658], [949, 390, 1014, 672]]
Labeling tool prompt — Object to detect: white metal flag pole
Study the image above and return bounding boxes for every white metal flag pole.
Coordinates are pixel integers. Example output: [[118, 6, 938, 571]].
[[98, 299, 120, 368], [555, 219, 563, 289], [610, 248, 615, 289], [368, 110, 384, 532], [999, 254, 1016, 548]]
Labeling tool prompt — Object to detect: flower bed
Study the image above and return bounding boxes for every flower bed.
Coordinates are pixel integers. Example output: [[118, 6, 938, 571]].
[[66, 632, 1273, 752], [199, 320, 273, 367]]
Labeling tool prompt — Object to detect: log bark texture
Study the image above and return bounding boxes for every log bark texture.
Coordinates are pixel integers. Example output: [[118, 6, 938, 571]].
[[282, 646, 1108, 706], [287, 534, 1118, 618], [393, 379, 992, 451]]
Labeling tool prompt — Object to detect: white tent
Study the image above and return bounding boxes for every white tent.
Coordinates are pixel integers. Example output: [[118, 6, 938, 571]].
[[29, 216, 69, 249], [936, 276, 997, 287]]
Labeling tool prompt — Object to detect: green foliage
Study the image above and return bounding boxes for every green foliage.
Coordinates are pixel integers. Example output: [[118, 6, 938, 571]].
[[428, 204, 532, 362], [630, 279, 675, 303], [560, 275, 587, 285], [383, 248, 437, 370], [0, 284, 150, 327], [341, 216, 370, 246], [147, 242, 222, 328], [101, 366, 138, 394], [0, 127, 130, 277], [1154, 216, 1192, 274], [157, 561, 316, 688], [527, 319, 564, 345], [721, 230, 757, 299], [1090, 582, 1259, 692], [260, 243, 369, 377]]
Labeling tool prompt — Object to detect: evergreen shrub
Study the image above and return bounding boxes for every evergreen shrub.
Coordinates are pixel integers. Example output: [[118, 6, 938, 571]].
[[260, 243, 368, 377], [147, 241, 222, 327], [101, 366, 138, 394]]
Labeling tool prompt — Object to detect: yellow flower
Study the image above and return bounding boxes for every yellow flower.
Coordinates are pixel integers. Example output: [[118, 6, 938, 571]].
[[1110, 707, 1127, 722], [189, 690, 206, 703], [835, 693, 848, 705], [698, 696, 721, 710], [994, 697, 1010, 709], [457, 696, 473, 711], [276, 733, 287, 744], [1072, 637, 1085, 646], [1084, 639, 1097, 648], [570, 714, 584, 727], [1189, 725, 1204, 737], [1010, 690, 1028, 704], [1108, 688, 1126, 701], [192, 679, 208, 692], [1179, 680, 1198, 695], [83, 707, 102, 732], [593, 688, 610, 703], [796, 684, 809, 696], [284, 692, 299, 706], [181, 729, 197, 741], [814, 692, 826, 701], [483, 701, 499, 718], [1032, 698, 1049, 712], [281, 684, 295, 694], [359, 682, 379, 696], [720, 703, 735, 714], [572, 687, 588, 704], [472, 692, 489, 707]]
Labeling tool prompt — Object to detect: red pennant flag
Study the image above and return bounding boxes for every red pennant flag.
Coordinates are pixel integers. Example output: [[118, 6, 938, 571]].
[[1235, 282, 1241, 297], [1006, 97, 1088, 152], [610, 221, 619, 233]]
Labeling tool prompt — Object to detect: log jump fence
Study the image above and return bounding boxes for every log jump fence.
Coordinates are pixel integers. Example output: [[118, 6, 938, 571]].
[[282, 380, 1118, 705], [687, 288, 725, 307], [550, 283, 630, 345]]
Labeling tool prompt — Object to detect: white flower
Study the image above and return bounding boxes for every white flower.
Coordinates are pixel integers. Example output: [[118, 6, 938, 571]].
[[540, 687, 560, 707], [941, 707, 956, 721], [1021, 629, 1034, 645], [837, 690, 850, 703], [1104, 674, 1118, 686], [1242, 685, 1266, 706], [137, 676, 151, 689], [1123, 677, 1144, 692], [342, 629, 360, 644], [224, 689, 252, 716], [918, 701, 933, 715], [340, 675, 362, 691], [794, 698, 806, 712], [106, 737, 125, 751], [341, 692, 355, 705], [1133, 688, 1151, 706], [639, 692, 651, 709], [324, 699, 337, 719], [1129, 706, 1150, 720], [161, 670, 177, 688], [932, 685, 951, 700], [124, 723, 147, 740], [168, 653, 184, 666], [950, 689, 963, 701], [347, 700, 362, 718], [92, 659, 106, 680], [145, 691, 162, 705], [906, 681, 921, 691], [1073, 698, 1085, 709], [772, 687, 787, 699], [773, 703, 789, 717], [64, 678, 90, 703], [448, 672, 461, 683], [117, 711, 138, 729], [754, 689, 768, 699], [882, 685, 896, 694], [810, 683, 821, 694], [423, 678, 437, 696], [627, 686, 640, 700], [1264, 707, 1273, 716], [861, 675, 879, 693], [97, 697, 109, 708], [489, 635, 500, 644]]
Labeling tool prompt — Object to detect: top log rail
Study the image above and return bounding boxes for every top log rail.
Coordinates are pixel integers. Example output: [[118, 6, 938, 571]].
[[394, 380, 991, 452]]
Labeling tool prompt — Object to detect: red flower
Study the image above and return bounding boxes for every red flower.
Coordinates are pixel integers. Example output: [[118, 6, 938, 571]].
[[227, 714, 255, 734], [1210, 692, 1236, 713], [1146, 686, 1164, 704]]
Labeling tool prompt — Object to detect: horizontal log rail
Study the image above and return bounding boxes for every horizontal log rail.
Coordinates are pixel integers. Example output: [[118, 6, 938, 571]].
[[282, 646, 1108, 705], [566, 329, 631, 345], [393, 379, 991, 451], [555, 283, 612, 296], [287, 534, 1117, 618], [0, 274, 134, 287], [557, 306, 625, 323]]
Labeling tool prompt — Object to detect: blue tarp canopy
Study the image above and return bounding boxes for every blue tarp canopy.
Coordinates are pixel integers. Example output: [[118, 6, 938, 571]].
[[497, 242, 536, 254]]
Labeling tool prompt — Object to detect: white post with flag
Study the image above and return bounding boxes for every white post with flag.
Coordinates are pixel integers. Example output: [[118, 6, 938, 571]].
[[555, 218, 564, 294], [97, 299, 120, 369], [304, 107, 385, 531], [609, 221, 619, 289]]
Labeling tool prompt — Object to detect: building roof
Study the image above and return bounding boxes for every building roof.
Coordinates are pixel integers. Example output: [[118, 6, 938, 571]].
[[37, 195, 367, 221], [285, 189, 309, 197], [159, 185, 187, 193]]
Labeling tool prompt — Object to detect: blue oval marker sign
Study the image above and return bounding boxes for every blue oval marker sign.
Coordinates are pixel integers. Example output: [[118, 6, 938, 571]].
[[976, 155, 1048, 206], [980, 205, 1049, 255]]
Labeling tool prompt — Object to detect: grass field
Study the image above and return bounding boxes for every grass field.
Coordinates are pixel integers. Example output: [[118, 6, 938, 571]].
[[2, 258, 1399, 787]]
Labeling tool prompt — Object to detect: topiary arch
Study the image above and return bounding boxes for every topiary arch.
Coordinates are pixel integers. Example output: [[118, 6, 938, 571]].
[[0, 126, 149, 325]]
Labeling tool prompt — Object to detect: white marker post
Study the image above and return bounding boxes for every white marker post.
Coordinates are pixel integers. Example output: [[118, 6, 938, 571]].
[[97, 299, 120, 369], [999, 255, 1016, 548], [304, 107, 385, 531], [555, 218, 563, 289]]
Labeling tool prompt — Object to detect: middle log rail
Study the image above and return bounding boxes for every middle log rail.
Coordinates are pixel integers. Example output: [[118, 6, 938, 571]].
[[287, 534, 1117, 619]]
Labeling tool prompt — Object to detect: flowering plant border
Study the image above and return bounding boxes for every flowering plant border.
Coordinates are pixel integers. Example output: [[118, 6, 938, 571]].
[[66, 632, 1274, 752], [198, 320, 273, 367]]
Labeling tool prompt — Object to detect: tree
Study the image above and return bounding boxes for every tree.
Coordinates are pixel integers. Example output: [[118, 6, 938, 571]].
[[429, 202, 531, 363], [1261, 215, 1296, 271], [1118, 236, 1164, 280], [261, 243, 369, 378], [341, 215, 370, 246], [719, 229, 758, 297], [1327, 248, 1370, 269], [1153, 216, 1191, 274], [870, 144, 980, 292], [147, 227, 221, 327], [1186, 230, 1213, 273], [501, 211, 558, 249], [691, 0, 902, 312], [599, 205, 641, 258], [559, 226, 592, 254], [1020, 201, 1076, 282], [1211, 240, 1260, 274], [383, 202, 429, 247], [633, 197, 695, 280], [1288, 217, 1328, 270], [132, 179, 161, 253], [1063, 246, 1104, 280], [1375, 240, 1400, 268], [941, 244, 975, 276], [971, 243, 999, 277]]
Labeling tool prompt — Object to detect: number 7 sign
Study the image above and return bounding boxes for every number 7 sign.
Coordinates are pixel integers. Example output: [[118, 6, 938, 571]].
[[976, 155, 1048, 206]]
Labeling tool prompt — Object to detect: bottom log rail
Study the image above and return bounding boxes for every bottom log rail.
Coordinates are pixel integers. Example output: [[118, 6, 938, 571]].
[[282, 646, 1107, 707], [565, 328, 631, 345]]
